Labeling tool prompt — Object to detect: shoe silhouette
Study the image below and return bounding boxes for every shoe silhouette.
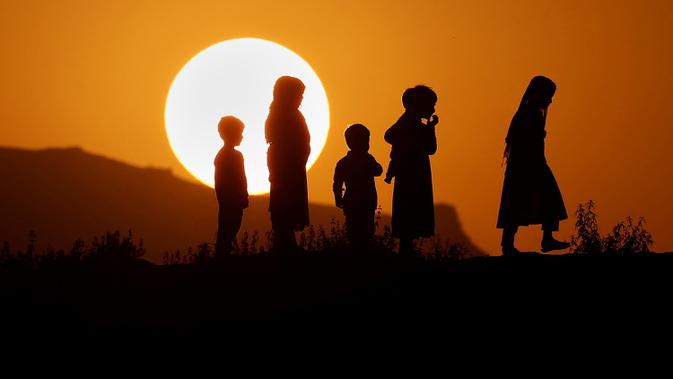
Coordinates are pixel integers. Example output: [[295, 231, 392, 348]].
[[541, 238, 570, 253]]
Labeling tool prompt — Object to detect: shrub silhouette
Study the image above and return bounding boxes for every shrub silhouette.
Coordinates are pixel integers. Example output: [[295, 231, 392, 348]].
[[570, 200, 653, 255], [603, 216, 653, 255], [0, 230, 145, 272], [427, 237, 468, 261], [87, 230, 145, 261], [570, 200, 603, 255]]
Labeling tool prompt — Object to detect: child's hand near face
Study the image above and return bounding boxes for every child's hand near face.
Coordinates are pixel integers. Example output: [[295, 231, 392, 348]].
[[427, 114, 439, 127]]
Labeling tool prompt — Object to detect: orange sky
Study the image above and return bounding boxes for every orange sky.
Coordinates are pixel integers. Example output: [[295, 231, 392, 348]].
[[2, 0, 672, 254]]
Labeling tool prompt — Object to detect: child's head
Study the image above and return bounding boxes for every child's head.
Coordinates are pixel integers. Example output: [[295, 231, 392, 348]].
[[272, 76, 305, 109], [524, 75, 556, 109], [402, 85, 437, 119], [344, 123, 370, 152], [218, 116, 244, 147]]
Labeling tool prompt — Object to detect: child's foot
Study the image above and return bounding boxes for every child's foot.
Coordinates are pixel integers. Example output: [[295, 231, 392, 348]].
[[501, 245, 521, 257], [541, 238, 570, 253]]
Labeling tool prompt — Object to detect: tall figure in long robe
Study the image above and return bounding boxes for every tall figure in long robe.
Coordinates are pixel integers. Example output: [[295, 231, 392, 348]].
[[497, 75, 569, 255], [384, 85, 438, 254], [265, 76, 311, 251]]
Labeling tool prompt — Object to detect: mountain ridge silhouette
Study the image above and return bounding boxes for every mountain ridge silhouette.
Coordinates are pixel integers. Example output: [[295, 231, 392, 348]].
[[0, 146, 486, 261]]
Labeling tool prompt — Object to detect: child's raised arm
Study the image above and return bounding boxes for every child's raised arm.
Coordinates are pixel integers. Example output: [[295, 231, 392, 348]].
[[422, 117, 438, 155]]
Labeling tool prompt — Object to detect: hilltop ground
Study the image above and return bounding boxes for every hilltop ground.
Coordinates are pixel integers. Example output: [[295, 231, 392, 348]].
[[2, 250, 672, 339]]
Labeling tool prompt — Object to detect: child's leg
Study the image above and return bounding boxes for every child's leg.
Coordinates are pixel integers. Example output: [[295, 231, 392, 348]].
[[399, 237, 414, 255], [275, 228, 297, 251], [365, 210, 375, 243], [501, 226, 518, 248], [215, 207, 228, 256], [271, 212, 297, 252], [345, 213, 355, 247], [541, 221, 559, 242], [345, 211, 361, 249], [346, 210, 376, 250], [216, 208, 243, 257], [215, 213, 228, 257], [541, 221, 569, 252]]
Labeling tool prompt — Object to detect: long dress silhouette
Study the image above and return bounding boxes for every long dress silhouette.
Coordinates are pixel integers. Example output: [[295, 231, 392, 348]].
[[265, 76, 310, 251], [384, 87, 437, 253], [497, 76, 569, 255]]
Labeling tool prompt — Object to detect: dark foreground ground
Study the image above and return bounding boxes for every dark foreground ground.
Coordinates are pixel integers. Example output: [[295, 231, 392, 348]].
[[2, 252, 673, 339]]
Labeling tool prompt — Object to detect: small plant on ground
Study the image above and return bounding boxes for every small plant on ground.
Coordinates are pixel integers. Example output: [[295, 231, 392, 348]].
[[570, 200, 653, 255]]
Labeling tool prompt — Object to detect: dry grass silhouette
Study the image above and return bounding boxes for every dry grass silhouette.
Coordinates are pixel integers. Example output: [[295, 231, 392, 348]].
[[571, 200, 653, 255], [0, 202, 658, 272]]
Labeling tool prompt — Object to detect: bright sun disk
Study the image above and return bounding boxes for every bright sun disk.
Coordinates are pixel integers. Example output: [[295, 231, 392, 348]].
[[164, 38, 330, 195]]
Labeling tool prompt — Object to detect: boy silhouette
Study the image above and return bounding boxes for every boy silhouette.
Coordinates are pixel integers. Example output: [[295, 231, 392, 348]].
[[214, 116, 249, 257], [384, 85, 439, 255], [333, 124, 383, 248]]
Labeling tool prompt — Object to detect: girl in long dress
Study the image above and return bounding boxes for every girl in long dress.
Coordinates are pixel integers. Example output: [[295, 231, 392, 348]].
[[497, 76, 569, 255], [265, 76, 311, 251], [384, 85, 438, 254]]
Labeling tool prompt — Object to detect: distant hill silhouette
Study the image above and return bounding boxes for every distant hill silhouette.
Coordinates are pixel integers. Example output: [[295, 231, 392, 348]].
[[0, 146, 486, 262]]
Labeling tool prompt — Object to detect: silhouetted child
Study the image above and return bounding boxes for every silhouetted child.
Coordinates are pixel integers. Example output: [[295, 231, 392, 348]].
[[265, 76, 311, 252], [497, 76, 569, 255], [384, 89, 439, 184], [333, 124, 383, 248], [214, 116, 249, 257], [384, 85, 439, 255]]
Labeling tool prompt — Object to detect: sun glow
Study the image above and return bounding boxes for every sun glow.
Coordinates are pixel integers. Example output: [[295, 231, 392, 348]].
[[164, 38, 330, 194]]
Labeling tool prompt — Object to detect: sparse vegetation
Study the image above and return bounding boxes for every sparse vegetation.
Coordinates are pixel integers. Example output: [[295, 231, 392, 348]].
[[0, 204, 668, 333], [0, 230, 145, 272], [2, 209, 472, 270], [0, 202, 658, 272], [426, 237, 468, 261], [570, 200, 653, 255]]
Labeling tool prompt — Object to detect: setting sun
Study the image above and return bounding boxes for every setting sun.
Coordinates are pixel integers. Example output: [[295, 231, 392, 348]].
[[164, 38, 330, 194]]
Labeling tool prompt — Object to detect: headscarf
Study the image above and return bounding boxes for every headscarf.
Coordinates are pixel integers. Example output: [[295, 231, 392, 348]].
[[503, 75, 556, 165]]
